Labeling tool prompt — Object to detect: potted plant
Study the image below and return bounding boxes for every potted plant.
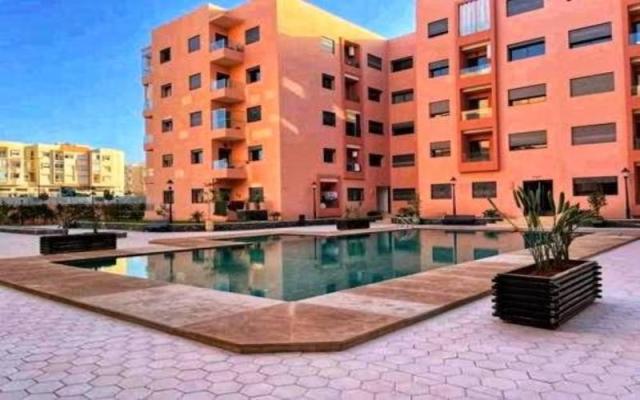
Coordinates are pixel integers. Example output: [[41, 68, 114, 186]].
[[337, 203, 370, 230], [40, 204, 117, 255], [489, 187, 598, 329]]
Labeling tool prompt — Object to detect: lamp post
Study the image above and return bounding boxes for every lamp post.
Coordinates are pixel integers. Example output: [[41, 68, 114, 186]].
[[622, 168, 631, 220], [450, 177, 457, 216], [166, 179, 174, 224], [90, 186, 97, 234], [311, 182, 318, 220]]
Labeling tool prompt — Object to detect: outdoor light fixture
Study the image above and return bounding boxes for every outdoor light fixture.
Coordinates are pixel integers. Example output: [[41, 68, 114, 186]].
[[622, 168, 631, 220], [311, 182, 318, 220], [166, 179, 175, 224], [450, 177, 457, 216]]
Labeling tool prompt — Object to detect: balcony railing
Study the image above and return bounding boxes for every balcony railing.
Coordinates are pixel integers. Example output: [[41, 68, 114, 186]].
[[210, 39, 244, 53], [460, 63, 491, 76], [211, 79, 241, 90], [144, 135, 154, 145], [144, 99, 152, 111], [345, 58, 360, 68], [630, 32, 640, 45], [635, 137, 640, 150], [461, 108, 492, 120], [212, 159, 232, 170], [346, 162, 362, 172], [463, 151, 491, 162], [632, 84, 640, 96], [141, 46, 152, 78]]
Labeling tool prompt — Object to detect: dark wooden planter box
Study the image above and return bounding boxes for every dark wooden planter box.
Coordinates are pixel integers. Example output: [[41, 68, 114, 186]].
[[238, 210, 269, 221], [40, 233, 118, 255], [336, 218, 371, 230], [493, 260, 602, 329]]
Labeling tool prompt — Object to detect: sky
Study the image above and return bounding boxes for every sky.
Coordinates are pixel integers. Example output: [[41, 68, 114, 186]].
[[0, 0, 414, 164]]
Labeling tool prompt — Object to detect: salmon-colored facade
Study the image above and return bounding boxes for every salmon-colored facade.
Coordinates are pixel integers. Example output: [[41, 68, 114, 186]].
[[144, 0, 640, 221]]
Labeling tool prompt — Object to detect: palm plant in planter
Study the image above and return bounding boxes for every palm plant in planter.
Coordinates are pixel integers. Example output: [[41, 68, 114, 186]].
[[489, 187, 599, 329]]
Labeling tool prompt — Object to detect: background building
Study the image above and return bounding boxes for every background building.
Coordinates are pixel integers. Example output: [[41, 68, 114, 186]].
[[143, 0, 640, 221], [125, 163, 146, 196], [0, 141, 125, 197]]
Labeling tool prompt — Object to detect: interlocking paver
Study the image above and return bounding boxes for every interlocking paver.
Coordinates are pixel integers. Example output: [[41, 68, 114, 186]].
[[0, 239, 639, 399]]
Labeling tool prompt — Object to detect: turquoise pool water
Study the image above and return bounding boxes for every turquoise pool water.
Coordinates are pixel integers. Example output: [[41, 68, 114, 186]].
[[62, 230, 523, 301]]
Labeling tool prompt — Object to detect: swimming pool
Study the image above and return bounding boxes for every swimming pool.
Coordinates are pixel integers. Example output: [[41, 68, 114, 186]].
[[62, 230, 524, 301]]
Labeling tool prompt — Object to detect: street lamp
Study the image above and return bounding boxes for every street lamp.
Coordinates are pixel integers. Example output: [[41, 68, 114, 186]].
[[622, 168, 631, 220], [311, 182, 318, 220], [166, 179, 174, 224], [450, 177, 457, 216], [90, 186, 98, 234]]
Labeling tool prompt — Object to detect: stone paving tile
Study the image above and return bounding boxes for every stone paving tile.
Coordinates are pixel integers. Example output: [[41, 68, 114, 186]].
[[1, 240, 639, 398]]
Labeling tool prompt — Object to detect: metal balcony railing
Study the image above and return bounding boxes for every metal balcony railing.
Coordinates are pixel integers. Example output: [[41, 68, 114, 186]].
[[630, 32, 640, 45], [461, 108, 492, 120], [463, 151, 491, 162], [460, 63, 491, 76], [211, 79, 243, 90], [210, 39, 244, 52]]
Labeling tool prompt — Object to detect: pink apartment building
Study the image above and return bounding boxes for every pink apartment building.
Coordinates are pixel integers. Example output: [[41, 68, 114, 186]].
[[143, 0, 640, 221]]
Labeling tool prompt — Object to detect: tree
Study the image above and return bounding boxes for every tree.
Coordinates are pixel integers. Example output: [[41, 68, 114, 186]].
[[587, 191, 607, 218], [103, 190, 115, 201], [54, 204, 87, 233]]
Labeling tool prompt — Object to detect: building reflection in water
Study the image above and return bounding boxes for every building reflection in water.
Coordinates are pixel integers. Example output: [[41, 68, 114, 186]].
[[78, 230, 523, 301]]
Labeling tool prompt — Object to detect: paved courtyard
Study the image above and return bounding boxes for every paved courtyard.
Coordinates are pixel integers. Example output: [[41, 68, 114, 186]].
[[1, 240, 639, 399]]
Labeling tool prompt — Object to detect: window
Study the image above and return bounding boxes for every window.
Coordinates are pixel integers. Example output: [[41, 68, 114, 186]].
[[429, 59, 449, 78], [159, 47, 171, 63], [368, 87, 383, 102], [392, 89, 414, 104], [188, 73, 201, 90], [320, 37, 335, 54], [188, 35, 201, 53], [509, 130, 547, 151], [369, 153, 383, 167], [248, 145, 263, 162], [246, 66, 261, 84], [322, 111, 336, 127], [572, 123, 616, 145], [392, 154, 415, 168], [191, 189, 204, 204], [322, 73, 335, 90], [508, 38, 545, 61], [472, 182, 497, 198], [428, 18, 448, 38], [570, 72, 614, 97], [323, 148, 336, 163], [347, 188, 364, 202], [508, 84, 546, 105], [368, 120, 384, 135], [392, 121, 415, 136], [507, 0, 544, 17], [249, 187, 264, 202], [345, 111, 361, 137], [459, 0, 490, 35], [247, 106, 262, 123], [391, 57, 413, 72], [245, 26, 260, 45], [161, 154, 173, 168], [569, 23, 612, 49], [573, 177, 618, 196], [160, 83, 172, 98], [430, 141, 451, 158], [367, 54, 383, 70], [189, 111, 202, 127], [431, 184, 452, 199], [393, 188, 416, 201], [190, 149, 203, 164], [429, 100, 450, 118], [161, 118, 173, 133]]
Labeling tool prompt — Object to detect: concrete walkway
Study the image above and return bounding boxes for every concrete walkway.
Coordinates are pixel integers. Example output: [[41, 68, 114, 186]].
[[1, 241, 639, 399]]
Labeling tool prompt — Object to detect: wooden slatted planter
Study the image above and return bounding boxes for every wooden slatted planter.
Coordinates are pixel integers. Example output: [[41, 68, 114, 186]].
[[40, 233, 118, 255], [492, 260, 602, 329]]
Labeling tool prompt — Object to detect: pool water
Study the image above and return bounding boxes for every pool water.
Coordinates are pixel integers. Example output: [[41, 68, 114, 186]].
[[62, 230, 523, 301]]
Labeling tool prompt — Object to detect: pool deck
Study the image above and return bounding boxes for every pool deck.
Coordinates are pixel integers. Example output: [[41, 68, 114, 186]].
[[0, 230, 638, 353]]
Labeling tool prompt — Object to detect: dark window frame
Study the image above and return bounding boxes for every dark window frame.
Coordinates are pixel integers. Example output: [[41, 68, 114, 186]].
[[246, 106, 262, 123], [245, 26, 261, 45], [347, 188, 365, 202], [368, 87, 383, 102], [392, 121, 415, 136], [322, 111, 337, 127], [393, 188, 416, 201], [392, 153, 415, 168], [368, 120, 384, 135], [472, 182, 497, 199], [507, 0, 544, 17], [569, 22, 612, 49], [248, 145, 263, 162], [190, 149, 203, 165], [323, 148, 336, 163], [159, 47, 171, 63], [367, 54, 383, 71], [391, 89, 414, 104], [161, 118, 173, 133], [573, 176, 618, 196], [431, 184, 452, 200], [508, 38, 546, 62], [368, 153, 383, 167], [430, 141, 451, 158], [322, 73, 335, 90], [391, 56, 414, 72], [188, 73, 202, 90], [187, 35, 201, 53], [427, 18, 449, 38], [246, 66, 261, 84], [189, 111, 203, 127]]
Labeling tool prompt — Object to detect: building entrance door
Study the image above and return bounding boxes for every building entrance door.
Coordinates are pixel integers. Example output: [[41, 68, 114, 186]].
[[376, 186, 390, 214]]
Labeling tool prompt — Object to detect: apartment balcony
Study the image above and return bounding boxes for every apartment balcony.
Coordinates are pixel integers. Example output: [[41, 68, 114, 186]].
[[461, 63, 491, 77], [143, 135, 154, 151], [143, 99, 153, 119], [631, 32, 640, 45], [211, 80, 245, 103], [210, 40, 244, 67], [461, 107, 492, 121], [141, 46, 151, 84], [211, 160, 247, 180], [211, 111, 245, 142], [210, 11, 243, 28]]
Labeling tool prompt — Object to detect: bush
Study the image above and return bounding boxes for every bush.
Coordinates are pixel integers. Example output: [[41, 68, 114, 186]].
[[587, 191, 607, 218], [191, 211, 204, 223]]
